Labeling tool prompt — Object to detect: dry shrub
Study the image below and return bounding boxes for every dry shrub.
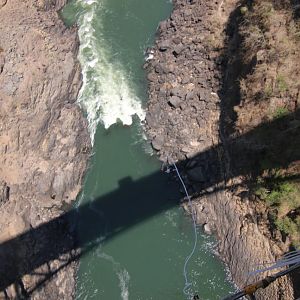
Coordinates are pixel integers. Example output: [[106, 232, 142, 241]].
[[235, 0, 300, 245], [238, 1, 274, 62]]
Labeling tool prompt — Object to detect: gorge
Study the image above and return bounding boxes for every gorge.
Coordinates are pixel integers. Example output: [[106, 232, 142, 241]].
[[0, 0, 299, 299]]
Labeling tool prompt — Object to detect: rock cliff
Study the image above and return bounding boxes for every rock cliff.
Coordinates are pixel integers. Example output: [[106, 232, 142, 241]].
[[0, 0, 90, 298], [145, 0, 297, 298]]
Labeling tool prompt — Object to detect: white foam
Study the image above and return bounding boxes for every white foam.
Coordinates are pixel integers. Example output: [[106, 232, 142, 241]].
[[83, 0, 97, 6], [75, 191, 85, 209], [117, 269, 130, 300], [76, 1, 146, 144], [97, 252, 130, 300]]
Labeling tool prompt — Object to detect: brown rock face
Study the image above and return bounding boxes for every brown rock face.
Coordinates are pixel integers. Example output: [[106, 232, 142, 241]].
[[33, 0, 67, 11], [0, 0, 90, 298], [145, 0, 296, 299], [193, 190, 294, 299]]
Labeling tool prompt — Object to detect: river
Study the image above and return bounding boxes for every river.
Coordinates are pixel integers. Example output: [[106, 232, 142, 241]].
[[61, 0, 234, 299]]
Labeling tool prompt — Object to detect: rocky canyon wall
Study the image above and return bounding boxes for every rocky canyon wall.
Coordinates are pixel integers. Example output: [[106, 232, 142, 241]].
[[0, 0, 90, 298], [145, 0, 296, 298]]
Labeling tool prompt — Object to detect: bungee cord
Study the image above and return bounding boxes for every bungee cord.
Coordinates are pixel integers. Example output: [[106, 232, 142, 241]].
[[168, 160, 300, 300], [170, 159, 198, 299]]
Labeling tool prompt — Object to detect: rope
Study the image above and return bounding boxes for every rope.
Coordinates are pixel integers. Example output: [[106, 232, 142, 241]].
[[171, 160, 198, 299]]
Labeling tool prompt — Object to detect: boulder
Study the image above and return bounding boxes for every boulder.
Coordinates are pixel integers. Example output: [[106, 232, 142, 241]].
[[170, 87, 185, 98], [173, 44, 185, 56], [151, 135, 165, 150], [198, 89, 207, 101], [158, 40, 171, 51], [181, 75, 190, 84], [168, 96, 182, 108], [173, 37, 182, 44], [158, 20, 168, 33], [185, 91, 195, 101], [155, 64, 164, 74], [146, 114, 158, 128], [147, 73, 157, 82], [203, 223, 212, 235], [161, 63, 174, 74], [158, 87, 167, 98]]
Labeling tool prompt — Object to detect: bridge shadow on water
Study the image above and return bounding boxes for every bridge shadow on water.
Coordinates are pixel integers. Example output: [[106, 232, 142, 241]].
[[0, 109, 299, 297]]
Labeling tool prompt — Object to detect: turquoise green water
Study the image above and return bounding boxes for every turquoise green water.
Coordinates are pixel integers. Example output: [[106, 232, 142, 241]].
[[62, 1, 234, 299]]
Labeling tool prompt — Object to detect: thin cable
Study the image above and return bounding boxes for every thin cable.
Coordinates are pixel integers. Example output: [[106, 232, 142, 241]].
[[171, 160, 198, 299], [250, 250, 300, 276]]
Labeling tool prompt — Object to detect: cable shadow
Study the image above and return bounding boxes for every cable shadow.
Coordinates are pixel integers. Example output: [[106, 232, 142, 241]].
[[0, 109, 299, 296]]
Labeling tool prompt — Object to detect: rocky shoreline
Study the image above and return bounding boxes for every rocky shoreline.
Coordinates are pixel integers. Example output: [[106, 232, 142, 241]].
[[145, 0, 296, 298], [0, 0, 90, 298]]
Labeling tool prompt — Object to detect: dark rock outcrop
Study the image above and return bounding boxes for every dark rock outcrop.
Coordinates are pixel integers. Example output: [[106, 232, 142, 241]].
[[0, 181, 9, 205]]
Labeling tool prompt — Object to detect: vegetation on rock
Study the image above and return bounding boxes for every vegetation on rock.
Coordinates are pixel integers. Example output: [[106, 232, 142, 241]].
[[228, 0, 300, 247]]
